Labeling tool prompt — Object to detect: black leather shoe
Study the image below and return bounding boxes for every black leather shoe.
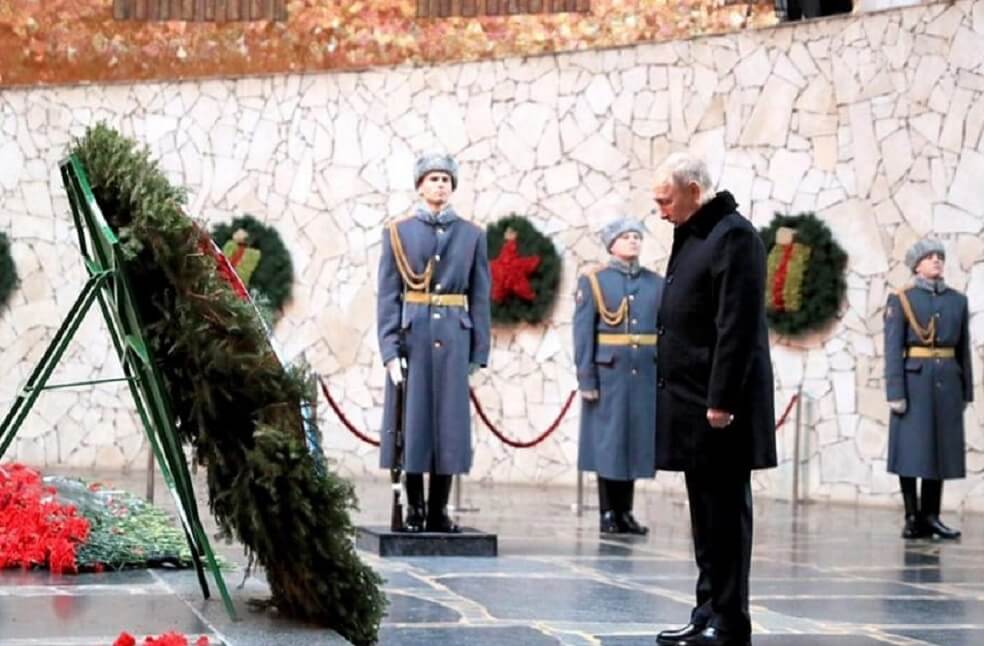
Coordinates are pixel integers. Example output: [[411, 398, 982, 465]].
[[620, 511, 649, 535], [600, 510, 624, 534], [425, 511, 461, 533], [669, 626, 750, 646], [924, 515, 961, 539], [403, 505, 426, 533], [901, 514, 929, 539], [656, 622, 704, 644]]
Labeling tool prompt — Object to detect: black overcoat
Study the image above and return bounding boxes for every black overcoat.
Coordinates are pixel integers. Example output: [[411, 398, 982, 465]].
[[654, 191, 777, 472]]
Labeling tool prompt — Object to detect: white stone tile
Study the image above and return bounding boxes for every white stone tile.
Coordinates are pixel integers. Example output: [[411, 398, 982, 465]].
[[957, 235, 984, 270], [940, 88, 974, 153], [768, 149, 812, 203], [584, 75, 615, 115], [812, 135, 838, 172], [934, 203, 982, 234], [880, 127, 913, 186], [892, 182, 934, 236], [569, 133, 629, 177], [947, 149, 984, 215], [926, 5, 965, 40], [820, 199, 889, 275], [0, 140, 24, 191], [910, 55, 948, 104], [849, 101, 880, 198], [543, 162, 580, 195], [967, 264, 984, 314], [734, 47, 772, 88], [739, 76, 798, 146]]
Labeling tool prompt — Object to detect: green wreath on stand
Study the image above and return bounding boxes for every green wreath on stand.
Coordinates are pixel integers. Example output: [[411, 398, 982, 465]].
[[211, 215, 294, 323], [487, 214, 562, 325], [0, 230, 17, 311], [759, 212, 848, 336]]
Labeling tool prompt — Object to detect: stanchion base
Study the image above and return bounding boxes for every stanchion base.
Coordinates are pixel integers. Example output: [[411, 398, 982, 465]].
[[356, 525, 498, 557]]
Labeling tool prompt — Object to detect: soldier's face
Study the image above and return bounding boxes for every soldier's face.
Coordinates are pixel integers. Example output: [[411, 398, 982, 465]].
[[653, 179, 701, 226], [915, 252, 944, 280], [418, 171, 453, 208], [610, 231, 642, 261]]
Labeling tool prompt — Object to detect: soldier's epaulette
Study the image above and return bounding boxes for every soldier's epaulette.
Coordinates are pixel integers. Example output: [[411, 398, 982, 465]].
[[460, 218, 482, 234], [385, 214, 414, 228], [579, 265, 606, 279]]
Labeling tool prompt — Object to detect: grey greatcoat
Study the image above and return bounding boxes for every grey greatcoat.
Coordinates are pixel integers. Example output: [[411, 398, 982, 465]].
[[377, 205, 492, 475], [884, 282, 973, 480], [574, 262, 664, 480]]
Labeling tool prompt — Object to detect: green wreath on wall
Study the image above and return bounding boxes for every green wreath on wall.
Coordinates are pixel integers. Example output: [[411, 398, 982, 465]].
[[211, 215, 294, 321], [759, 212, 848, 336], [0, 231, 17, 311], [487, 214, 561, 325]]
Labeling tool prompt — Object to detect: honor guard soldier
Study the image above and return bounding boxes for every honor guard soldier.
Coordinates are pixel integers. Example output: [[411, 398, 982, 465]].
[[377, 152, 492, 533], [574, 217, 663, 535], [884, 238, 973, 540]]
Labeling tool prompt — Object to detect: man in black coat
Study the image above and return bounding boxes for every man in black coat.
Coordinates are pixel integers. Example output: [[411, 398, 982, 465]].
[[652, 153, 777, 646]]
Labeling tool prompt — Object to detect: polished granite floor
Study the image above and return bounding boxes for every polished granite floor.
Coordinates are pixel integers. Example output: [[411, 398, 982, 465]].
[[3, 470, 984, 645]]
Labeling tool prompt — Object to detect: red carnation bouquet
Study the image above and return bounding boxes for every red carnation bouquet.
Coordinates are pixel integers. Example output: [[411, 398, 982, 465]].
[[113, 632, 209, 646], [0, 463, 90, 574]]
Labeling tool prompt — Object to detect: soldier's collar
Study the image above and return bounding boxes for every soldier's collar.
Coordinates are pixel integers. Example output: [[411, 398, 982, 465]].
[[608, 257, 641, 276], [414, 203, 458, 226], [913, 275, 947, 294], [683, 190, 738, 238]]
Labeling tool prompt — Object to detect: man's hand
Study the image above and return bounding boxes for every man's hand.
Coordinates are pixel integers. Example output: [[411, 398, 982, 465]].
[[888, 399, 907, 415], [707, 408, 734, 429], [581, 389, 600, 401], [386, 358, 403, 385], [469, 362, 481, 376]]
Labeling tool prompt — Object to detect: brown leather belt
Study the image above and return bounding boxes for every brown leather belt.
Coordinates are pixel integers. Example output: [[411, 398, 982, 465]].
[[597, 333, 658, 346], [404, 291, 468, 307], [906, 346, 955, 359]]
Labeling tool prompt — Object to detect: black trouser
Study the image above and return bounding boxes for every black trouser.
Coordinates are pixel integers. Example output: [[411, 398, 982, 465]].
[[685, 468, 753, 637], [598, 476, 634, 512], [899, 476, 944, 517]]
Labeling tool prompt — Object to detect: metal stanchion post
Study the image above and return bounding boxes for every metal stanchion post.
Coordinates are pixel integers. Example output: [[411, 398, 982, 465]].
[[145, 446, 155, 503], [792, 384, 803, 506], [576, 470, 584, 516]]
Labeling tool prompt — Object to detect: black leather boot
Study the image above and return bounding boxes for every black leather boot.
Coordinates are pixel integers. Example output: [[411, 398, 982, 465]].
[[922, 479, 961, 539], [656, 622, 705, 644], [600, 510, 623, 534], [403, 473, 426, 533], [598, 477, 623, 534], [619, 480, 649, 535], [900, 476, 928, 539], [425, 474, 461, 533]]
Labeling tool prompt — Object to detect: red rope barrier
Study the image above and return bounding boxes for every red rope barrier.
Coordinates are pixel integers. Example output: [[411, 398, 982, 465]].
[[469, 388, 576, 448], [320, 372, 793, 447], [774, 393, 800, 432], [317, 375, 380, 447]]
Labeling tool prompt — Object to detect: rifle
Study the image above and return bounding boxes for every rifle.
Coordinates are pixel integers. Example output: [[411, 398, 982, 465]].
[[389, 340, 409, 532]]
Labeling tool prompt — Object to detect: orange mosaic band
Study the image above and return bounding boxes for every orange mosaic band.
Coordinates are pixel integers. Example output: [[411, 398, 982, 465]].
[[0, 0, 776, 88]]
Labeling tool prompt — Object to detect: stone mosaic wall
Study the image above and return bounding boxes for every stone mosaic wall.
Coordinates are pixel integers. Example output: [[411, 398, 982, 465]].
[[1, 0, 983, 511]]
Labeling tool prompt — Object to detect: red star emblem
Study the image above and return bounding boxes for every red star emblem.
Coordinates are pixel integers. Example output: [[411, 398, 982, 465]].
[[490, 233, 541, 304]]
